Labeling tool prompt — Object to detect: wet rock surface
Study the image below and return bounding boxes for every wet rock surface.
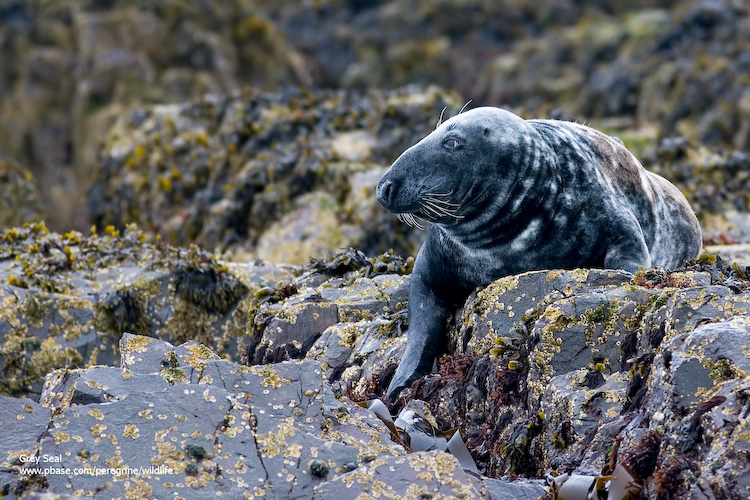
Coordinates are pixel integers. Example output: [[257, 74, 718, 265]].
[[0, 223, 292, 398], [2, 239, 750, 498], [3, 333, 406, 499]]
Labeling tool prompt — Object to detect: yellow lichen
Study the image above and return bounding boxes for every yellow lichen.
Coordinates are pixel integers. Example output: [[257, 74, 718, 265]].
[[123, 424, 140, 439], [249, 366, 292, 388], [90, 424, 107, 436], [53, 431, 71, 444]]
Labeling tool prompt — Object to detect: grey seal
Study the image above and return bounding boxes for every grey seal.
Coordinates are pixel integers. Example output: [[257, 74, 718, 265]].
[[376, 106, 702, 400]]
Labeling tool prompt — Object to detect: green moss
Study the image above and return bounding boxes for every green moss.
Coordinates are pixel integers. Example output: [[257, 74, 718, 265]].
[[160, 367, 188, 385], [705, 358, 746, 383], [160, 352, 187, 385], [22, 291, 51, 327]]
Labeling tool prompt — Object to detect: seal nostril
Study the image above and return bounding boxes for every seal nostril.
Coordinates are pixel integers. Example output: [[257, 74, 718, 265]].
[[379, 179, 395, 204], [383, 182, 393, 201]]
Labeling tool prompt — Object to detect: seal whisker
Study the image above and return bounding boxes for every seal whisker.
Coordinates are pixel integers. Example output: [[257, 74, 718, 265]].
[[423, 196, 460, 208], [423, 189, 455, 198], [421, 199, 464, 220], [396, 213, 425, 230], [419, 204, 444, 219], [457, 100, 472, 115], [420, 200, 448, 217], [409, 214, 426, 230], [435, 106, 447, 129], [424, 204, 456, 218]]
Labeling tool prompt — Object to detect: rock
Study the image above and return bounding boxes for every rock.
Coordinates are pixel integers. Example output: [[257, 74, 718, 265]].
[[255, 192, 364, 265], [14, 1, 742, 230], [247, 250, 411, 368], [0, 396, 50, 466], [311, 451, 489, 499], [1, 333, 405, 499], [452, 268, 637, 356], [4, 1, 750, 246], [677, 375, 750, 499], [1, 330, 550, 500], [355, 259, 750, 483], [0, 223, 294, 397], [484, 477, 549, 500], [648, 314, 750, 414], [0, 0, 296, 231], [89, 86, 454, 261], [0, 157, 45, 229], [640, 285, 750, 354], [704, 243, 750, 265], [250, 297, 339, 364], [3, 243, 750, 498]]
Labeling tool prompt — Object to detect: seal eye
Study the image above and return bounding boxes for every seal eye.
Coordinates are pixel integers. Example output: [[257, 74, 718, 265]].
[[444, 138, 461, 150]]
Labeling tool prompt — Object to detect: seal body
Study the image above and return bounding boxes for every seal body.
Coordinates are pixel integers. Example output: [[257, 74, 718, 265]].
[[376, 106, 702, 399]]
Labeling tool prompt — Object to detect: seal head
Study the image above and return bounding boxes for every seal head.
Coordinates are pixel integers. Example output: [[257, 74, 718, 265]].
[[377, 106, 702, 400], [377, 107, 540, 230]]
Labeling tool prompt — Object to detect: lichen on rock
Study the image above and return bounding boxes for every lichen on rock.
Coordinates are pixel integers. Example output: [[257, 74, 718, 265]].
[[0, 223, 293, 397]]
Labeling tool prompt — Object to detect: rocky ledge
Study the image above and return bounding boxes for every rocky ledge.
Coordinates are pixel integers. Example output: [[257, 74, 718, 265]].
[[2, 229, 750, 499]]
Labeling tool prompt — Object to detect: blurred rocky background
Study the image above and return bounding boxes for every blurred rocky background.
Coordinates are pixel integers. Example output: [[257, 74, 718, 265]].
[[2, 0, 750, 255]]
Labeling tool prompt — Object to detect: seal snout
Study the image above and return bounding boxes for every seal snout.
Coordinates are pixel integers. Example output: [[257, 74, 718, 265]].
[[376, 178, 394, 205], [376, 176, 401, 212]]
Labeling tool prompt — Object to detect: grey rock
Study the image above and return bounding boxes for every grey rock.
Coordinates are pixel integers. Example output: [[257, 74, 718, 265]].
[[312, 451, 490, 499], [453, 269, 634, 355], [545, 372, 629, 438], [0, 225, 296, 398], [4, 236, 750, 499], [0, 397, 52, 498], [529, 286, 652, 379], [250, 273, 409, 366], [484, 477, 548, 500], [250, 299, 339, 364], [40, 366, 170, 412], [21, 334, 405, 499], [641, 286, 750, 351], [648, 314, 750, 413], [0, 396, 50, 467]]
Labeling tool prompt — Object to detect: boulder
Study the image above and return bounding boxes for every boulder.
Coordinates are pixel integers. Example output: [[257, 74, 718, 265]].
[[0, 331, 551, 499], [0, 157, 45, 229], [0, 223, 292, 397], [89, 86, 454, 262]]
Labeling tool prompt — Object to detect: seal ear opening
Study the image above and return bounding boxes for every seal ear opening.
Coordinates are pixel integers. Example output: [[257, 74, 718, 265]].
[[483, 127, 490, 136]]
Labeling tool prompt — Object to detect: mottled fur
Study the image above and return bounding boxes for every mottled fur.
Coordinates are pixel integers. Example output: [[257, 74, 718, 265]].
[[376, 107, 701, 399]]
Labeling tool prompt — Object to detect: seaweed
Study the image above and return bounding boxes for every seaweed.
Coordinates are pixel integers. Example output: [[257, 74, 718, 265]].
[[307, 248, 413, 278]]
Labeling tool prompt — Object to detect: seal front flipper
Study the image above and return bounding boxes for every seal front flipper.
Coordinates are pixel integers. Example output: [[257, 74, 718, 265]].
[[385, 260, 451, 401]]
